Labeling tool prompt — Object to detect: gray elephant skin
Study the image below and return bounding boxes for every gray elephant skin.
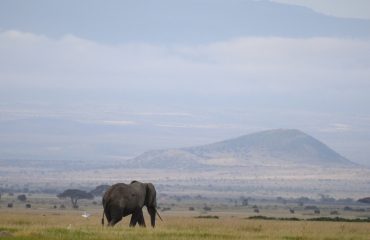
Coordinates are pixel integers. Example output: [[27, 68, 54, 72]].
[[102, 181, 162, 227]]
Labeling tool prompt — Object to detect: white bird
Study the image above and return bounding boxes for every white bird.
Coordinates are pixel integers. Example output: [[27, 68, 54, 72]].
[[81, 211, 91, 218], [67, 224, 72, 230]]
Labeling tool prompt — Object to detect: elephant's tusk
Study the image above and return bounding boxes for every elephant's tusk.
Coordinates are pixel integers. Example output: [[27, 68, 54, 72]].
[[156, 209, 163, 222]]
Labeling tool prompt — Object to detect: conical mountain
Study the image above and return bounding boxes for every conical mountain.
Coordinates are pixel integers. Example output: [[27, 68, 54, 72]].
[[130, 129, 355, 169]]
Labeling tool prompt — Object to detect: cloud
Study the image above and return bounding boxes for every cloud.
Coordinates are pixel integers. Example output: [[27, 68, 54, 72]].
[[1, 30, 370, 123], [320, 123, 353, 133], [125, 112, 193, 117], [156, 123, 237, 129], [100, 120, 137, 126], [1, 30, 369, 96]]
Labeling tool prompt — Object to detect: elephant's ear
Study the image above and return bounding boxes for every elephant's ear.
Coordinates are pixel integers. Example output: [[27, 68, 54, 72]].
[[145, 183, 156, 207]]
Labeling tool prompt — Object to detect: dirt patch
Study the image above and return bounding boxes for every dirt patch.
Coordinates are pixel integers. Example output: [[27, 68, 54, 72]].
[[0, 231, 13, 237]]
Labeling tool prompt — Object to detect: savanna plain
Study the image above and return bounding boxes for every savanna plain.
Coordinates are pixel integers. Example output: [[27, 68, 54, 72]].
[[1, 201, 370, 240]]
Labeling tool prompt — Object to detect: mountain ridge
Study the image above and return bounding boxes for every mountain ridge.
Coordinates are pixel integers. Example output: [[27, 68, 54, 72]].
[[1, 0, 369, 43]]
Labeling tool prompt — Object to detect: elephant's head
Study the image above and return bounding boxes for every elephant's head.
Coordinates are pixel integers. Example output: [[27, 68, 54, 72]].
[[144, 183, 162, 227]]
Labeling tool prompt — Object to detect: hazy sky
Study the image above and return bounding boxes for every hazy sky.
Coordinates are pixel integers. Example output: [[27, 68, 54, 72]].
[[0, 0, 369, 165]]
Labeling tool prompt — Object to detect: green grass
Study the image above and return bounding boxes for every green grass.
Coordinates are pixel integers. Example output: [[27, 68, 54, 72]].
[[1, 210, 370, 240]]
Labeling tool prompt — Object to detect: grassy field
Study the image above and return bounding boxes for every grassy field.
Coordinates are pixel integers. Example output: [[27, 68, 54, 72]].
[[0, 209, 370, 240]]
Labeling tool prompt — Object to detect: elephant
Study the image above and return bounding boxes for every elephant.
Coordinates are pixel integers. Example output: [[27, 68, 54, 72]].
[[101, 181, 162, 227]]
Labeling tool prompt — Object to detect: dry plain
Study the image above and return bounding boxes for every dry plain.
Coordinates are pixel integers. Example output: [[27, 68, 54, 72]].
[[1, 202, 370, 240]]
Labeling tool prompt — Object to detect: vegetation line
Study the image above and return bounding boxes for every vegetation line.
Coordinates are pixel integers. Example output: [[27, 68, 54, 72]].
[[247, 216, 370, 222]]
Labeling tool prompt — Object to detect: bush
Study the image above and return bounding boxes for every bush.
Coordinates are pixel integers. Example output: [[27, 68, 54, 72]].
[[248, 216, 300, 221], [247, 216, 370, 222], [308, 217, 370, 222], [304, 205, 319, 210], [203, 206, 212, 211], [17, 194, 27, 202], [330, 210, 339, 215], [343, 206, 352, 211], [195, 215, 219, 219], [161, 207, 171, 212]]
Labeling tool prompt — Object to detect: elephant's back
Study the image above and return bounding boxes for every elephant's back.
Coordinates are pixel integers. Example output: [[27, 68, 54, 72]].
[[103, 183, 130, 203]]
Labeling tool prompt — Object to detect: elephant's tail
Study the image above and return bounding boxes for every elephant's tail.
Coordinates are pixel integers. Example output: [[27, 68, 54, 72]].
[[156, 208, 163, 222], [101, 210, 105, 226]]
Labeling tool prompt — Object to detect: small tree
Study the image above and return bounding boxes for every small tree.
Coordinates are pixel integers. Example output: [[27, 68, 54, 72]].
[[57, 189, 93, 208], [203, 205, 212, 211], [89, 185, 110, 197], [240, 196, 249, 206], [17, 194, 27, 202]]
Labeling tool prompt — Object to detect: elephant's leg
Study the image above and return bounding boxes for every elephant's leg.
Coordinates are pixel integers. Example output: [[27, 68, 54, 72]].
[[104, 210, 112, 225], [137, 209, 146, 227], [147, 207, 156, 227], [129, 210, 140, 227], [129, 212, 138, 227], [129, 208, 145, 227]]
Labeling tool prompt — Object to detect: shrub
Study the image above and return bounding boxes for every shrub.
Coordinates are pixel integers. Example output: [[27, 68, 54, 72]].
[[343, 206, 352, 211], [203, 206, 212, 211], [308, 217, 370, 222], [195, 215, 219, 219], [304, 205, 319, 210], [17, 194, 27, 202], [248, 216, 300, 221]]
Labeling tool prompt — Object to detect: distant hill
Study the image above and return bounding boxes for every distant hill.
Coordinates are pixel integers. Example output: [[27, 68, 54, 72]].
[[129, 129, 355, 169]]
